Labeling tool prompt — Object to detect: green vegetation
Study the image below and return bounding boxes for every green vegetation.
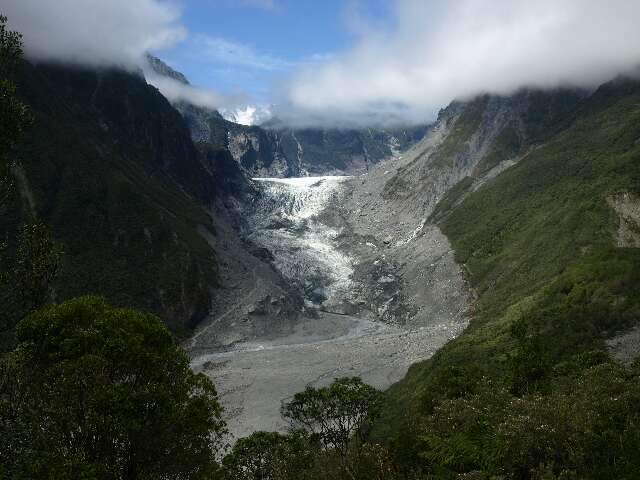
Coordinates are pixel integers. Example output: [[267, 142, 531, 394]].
[[221, 378, 396, 480], [0, 296, 226, 479], [0, 14, 26, 288], [0, 16, 63, 351], [373, 78, 640, 478], [222, 430, 317, 480], [281, 377, 382, 459], [13, 221, 63, 310], [0, 18, 225, 346]]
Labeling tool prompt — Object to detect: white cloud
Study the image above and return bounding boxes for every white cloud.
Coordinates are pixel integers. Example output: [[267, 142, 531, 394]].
[[220, 104, 273, 126], [233, 0, 280, 10], [3, 0, 186, 68], [2, 0, 231, 111], [281, 0, 640, 127], [190, 35, 294, 71], [144, 70, 224, 110], [5, 0, 640, 128]]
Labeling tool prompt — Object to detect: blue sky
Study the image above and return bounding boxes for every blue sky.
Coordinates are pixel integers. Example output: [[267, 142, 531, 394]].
[[157, 0, 391, 102]]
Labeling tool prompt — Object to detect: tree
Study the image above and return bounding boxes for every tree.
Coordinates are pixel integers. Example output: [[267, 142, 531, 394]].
[[0, 296, 227, 479], [222, 430, 316, 480], [281, 377, 382, 459], [0, 14, 30, 205], [14, 221, 63, 309], [0, 14, 31, 287], [0, 15, 61, 347]]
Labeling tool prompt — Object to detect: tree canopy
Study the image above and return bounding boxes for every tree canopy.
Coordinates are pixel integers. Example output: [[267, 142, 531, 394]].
[[281, 377, 382, 457], [0, 296, 226, 479]]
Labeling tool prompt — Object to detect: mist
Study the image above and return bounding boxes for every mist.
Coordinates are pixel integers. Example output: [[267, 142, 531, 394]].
[[4, 0, 640, 128], [2, 0, 186, 68], [280, 0, 640, 127], [143, 70, 224, 110], [2, 0, 230, 110]]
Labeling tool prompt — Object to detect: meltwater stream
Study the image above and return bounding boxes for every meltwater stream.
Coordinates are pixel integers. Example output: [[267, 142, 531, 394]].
[[190, 176, 463, 439]]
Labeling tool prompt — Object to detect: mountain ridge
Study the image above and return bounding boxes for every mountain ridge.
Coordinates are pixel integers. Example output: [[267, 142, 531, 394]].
[[1, 58, 302, 350], [146, 55, 429, 177]]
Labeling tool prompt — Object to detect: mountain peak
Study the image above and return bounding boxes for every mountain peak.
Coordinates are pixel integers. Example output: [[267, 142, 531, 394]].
[[220, 105, 273, 126], [144, 54, 189, 86]]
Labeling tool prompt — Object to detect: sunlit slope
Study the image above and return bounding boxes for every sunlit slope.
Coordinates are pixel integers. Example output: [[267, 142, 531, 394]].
[[376, 77, 640, 456]]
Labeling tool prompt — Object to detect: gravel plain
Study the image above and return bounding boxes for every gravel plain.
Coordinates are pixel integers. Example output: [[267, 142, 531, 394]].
[[189, 160, 472, 439]]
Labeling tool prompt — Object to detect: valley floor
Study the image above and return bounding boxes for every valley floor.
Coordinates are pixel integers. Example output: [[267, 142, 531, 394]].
[[188, 164, 470, 438]]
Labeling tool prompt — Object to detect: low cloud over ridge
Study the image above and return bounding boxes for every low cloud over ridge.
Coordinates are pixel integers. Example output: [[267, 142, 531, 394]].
[[280, 0, 640, 127], [3, 0, 230, 110], [3, 0, 186, 68], [4, 0, 640, 127]]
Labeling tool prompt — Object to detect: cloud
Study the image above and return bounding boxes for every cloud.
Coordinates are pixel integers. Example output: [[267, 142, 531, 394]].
[[189, 35, 294, 71], [2, 0, 230, 111], [233, 0, 280, 10], [281, 0, 640, 127], [144, 70, 224, 110], [2, 0, 186, 68], [219, 105, 273, 126]]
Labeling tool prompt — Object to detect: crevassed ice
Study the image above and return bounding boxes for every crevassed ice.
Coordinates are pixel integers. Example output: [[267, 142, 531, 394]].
[[253, 176, 351, 220], [250, 176, 353, 310]]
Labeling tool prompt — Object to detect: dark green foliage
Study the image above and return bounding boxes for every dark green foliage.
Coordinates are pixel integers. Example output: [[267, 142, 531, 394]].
[[281, 377, 382, 458], [373, 79, 640, 478], [0, 15, 30, 158], [222, 430, 316, 480], [0, 59, 223, 340], [0, 14, 28, 205], [13, 221, 63, 310], [421, 362, 640, 479], [0, 16, 62, 351], [221, 428, 400, 480], [0, 296, 226, 479]]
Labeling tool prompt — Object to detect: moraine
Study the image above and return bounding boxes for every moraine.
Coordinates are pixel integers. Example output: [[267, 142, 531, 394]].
[[189, 176, 468, 439]]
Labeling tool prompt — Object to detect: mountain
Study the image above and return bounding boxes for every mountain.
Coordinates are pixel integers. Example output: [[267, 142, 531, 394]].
[[0, 59, 301, 349], [146, 56, 429, 177], [360, 78, 640, 476], [220, 105, 273, 126]]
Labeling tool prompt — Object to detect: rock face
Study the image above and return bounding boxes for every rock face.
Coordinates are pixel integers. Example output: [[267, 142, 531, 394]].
[[180, 102, 428, 177], [608, 192, 640, 248], [144, 53, 190, 84], [1, 60, 301, 347], [146, 56, 428, 177], [381, 88, 586, 221], [310, 87, 588, 332]]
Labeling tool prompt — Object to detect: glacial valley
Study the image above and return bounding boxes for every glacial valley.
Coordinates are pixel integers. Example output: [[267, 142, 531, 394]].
[[188, 154, 471, 437]]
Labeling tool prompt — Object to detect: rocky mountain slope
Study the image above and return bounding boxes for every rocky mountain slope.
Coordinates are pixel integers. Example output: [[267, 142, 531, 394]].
[[355, 77, 640, 476], [0, 60, 301, 349], [147, 56, 428, 177]]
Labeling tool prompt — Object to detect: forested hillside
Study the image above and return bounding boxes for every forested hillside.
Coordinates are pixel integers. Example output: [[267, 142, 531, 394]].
[[375, 77, 640, 478], [0, 59, 253, 348]]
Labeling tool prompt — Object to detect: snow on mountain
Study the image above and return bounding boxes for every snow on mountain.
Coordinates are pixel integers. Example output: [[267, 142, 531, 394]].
[[221, 105, 273, 126]]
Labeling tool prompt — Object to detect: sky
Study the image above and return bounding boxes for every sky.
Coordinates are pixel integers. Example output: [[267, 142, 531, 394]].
[[4, 0, 640, 127], [160, 0, 388, 101]]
